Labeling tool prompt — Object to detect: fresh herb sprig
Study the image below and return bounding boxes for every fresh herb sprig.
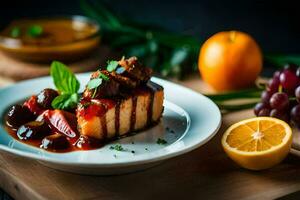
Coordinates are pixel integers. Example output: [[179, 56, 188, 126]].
[[79, 0, 300, 112], [80, 0, 200, 79], [50, 61, 80, 110], [80, 0, 300, 80]]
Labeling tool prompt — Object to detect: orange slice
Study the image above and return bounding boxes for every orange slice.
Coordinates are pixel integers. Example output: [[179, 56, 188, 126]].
[[222, 117, 292, 170]]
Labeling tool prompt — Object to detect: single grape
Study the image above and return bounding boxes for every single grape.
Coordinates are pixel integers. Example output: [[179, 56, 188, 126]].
[[279, 69, 299, 91], [270, 109, 289, 122], [258, 108, 270, 117], [267, 77, 280, 93], [296, 67, 300, 77], [254, 102, 269, 116], [269, 92, 289, 110], [290, 105, 300, 127], [273, 70, 281, 79], [295, 86, 300, 103], [261, 90, 272, 104]]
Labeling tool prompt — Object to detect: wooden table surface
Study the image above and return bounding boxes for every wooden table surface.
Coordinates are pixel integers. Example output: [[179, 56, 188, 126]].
[[1, 77, 300, 200]]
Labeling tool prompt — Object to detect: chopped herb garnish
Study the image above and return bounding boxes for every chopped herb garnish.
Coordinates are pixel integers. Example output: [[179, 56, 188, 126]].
[[92, 88, 98, 98], [86, 72, 109, 91], [145, 148, 148, 151], [110, 144, 124, 151], [27, 25, 43, 37], [81, 102, 91, 108], [165, 127, 175, 134], [99, 72, 109, 81], [10, 26, 20, 38], [106, 60, 119, 72], [113, 154, 117, 158], [87, 78, 103, 90], [115, 66, 126, 74], [156, 138, 167, 145], [131, 150, 135, 154], [80, 1, 202, 79]]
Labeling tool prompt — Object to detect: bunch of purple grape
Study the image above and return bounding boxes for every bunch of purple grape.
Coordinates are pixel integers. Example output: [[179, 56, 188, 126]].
[[254, 64, 300, 126]]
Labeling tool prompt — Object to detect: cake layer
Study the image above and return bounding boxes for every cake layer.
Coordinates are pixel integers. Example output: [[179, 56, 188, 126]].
[[77, 81, 164, 140]]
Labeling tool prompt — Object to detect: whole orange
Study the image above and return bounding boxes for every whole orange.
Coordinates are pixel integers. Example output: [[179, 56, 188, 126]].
[[198, 31, 262, 91]]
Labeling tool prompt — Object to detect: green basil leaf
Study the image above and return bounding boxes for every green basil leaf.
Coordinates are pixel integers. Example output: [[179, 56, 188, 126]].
[[50, 61, 80, 94], [87, 78, 102, 90], [27, 25, 43, 37], [51, 93, 79, 110], [10, 26, 20, 38], [106, 60, 119, 72]]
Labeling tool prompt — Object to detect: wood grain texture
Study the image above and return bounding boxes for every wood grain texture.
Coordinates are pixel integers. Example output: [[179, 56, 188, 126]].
[[1, 78, 300, 200]]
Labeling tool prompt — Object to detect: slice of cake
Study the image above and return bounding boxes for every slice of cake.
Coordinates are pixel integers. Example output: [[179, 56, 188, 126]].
[[76, 57, 164, 140]]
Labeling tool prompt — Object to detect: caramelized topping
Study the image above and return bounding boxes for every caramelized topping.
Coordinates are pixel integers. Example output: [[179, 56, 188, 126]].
[[84, 57, 152, 99], [103, 70, 138, 89], [84, 73, 120, 98], [118, 56, 152, 83]]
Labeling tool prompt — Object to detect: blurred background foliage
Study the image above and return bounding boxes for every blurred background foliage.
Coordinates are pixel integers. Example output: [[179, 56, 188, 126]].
[[1, 0, 300, 78]]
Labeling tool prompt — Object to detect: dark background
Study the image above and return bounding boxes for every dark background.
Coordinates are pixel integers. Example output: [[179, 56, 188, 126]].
[[0, 0, 299, 199], [0, 0, 300, 54]]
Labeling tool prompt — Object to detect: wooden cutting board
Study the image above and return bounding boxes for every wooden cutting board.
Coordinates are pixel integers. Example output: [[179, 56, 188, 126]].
[[1, 78, 300, 200]]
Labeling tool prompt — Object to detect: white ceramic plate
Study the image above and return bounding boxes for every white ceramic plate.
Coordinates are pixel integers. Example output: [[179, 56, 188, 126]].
[[0, 74, 221, 175]]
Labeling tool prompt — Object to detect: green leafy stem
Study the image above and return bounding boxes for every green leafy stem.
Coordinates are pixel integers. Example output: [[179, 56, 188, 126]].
[[80, 0, 300, 79], [205, 88, 262, 112], [80, 0, 200, 79]]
